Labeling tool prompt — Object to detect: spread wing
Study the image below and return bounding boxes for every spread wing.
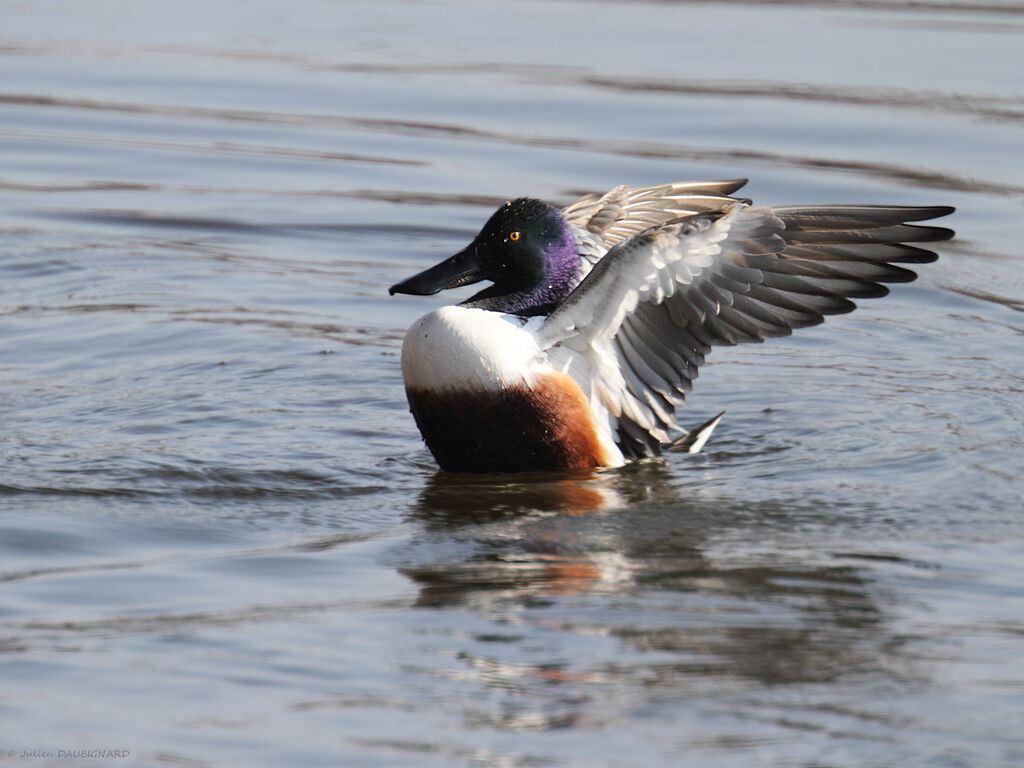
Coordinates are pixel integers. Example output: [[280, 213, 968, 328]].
[[539, 203, 955, 458], [561, 180, 750, 269]]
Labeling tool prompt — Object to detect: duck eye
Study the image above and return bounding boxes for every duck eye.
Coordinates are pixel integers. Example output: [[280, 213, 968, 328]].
[[509, 231, 521, 242]]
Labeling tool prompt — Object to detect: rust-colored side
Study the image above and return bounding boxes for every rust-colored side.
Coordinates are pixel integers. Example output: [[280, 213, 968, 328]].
[[406, 372, 611, 473]]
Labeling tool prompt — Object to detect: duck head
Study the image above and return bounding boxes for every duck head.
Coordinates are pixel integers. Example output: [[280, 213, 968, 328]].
[[389, 198, 581, 317]]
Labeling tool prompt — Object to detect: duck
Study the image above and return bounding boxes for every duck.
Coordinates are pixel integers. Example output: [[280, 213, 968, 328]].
[[389, 180, 954, 473]]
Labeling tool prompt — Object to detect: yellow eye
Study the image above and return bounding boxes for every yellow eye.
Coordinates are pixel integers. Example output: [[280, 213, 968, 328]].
[[509, 231, 521, 242]]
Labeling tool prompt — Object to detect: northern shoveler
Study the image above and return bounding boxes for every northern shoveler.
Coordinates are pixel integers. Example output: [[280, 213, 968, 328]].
[[389, 180, 954, 473]]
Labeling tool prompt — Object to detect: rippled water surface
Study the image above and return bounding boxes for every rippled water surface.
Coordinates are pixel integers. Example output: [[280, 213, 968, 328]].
[[3, 1, 1023, 766]]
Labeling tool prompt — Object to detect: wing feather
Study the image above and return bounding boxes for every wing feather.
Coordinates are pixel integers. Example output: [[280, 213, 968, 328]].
[[539, 200, 953, 457], [562, 180, 749, 267], [618, 317, 682, 401]]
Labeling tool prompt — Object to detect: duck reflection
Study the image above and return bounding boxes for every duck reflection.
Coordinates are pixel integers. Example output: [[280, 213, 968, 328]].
[[411, 467, 625, 526], [400, 463, 891, 702]]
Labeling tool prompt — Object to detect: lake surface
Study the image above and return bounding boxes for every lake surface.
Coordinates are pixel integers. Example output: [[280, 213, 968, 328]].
[[2, 1, 1023, 766]]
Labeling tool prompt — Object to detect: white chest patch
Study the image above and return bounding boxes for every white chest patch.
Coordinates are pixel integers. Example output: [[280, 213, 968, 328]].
[[401, 306, 548, 393]]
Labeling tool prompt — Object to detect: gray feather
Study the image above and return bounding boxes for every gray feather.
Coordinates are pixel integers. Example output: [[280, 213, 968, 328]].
[[539, 189, 954, 460]]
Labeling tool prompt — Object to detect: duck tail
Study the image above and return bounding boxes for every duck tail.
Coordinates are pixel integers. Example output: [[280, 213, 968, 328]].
[[668, 411, 725, 454]]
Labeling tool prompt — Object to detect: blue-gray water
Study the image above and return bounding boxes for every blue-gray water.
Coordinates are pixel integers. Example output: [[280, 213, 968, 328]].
[[2, 1, 1023, 766]]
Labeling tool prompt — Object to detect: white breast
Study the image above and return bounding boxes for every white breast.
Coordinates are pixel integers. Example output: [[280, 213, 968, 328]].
[[400, 306, 548, 393]]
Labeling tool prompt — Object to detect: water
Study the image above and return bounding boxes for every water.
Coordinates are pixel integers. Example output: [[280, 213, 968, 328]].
[[2, 1, 1023, 765]]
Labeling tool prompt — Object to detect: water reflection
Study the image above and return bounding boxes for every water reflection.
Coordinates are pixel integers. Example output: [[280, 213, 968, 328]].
[[401, 467, 893, 704], [412, 469, 624, 524]]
